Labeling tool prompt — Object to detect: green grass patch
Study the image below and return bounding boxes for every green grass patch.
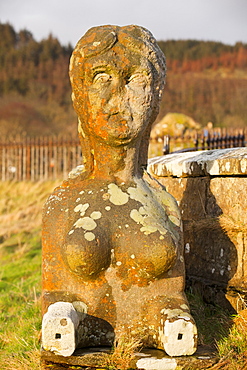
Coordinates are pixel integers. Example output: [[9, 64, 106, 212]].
[[0, 181, 57, 369], [187, 291, 232, 347], [216, 316, 247, 369], [0, 229, 42, 367]]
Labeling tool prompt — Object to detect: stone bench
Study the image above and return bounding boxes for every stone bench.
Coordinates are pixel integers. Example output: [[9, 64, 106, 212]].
[[148, 147, 247, 312]]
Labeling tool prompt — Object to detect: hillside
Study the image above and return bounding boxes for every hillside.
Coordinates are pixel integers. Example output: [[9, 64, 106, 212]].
[[0, 22, 247, 137]]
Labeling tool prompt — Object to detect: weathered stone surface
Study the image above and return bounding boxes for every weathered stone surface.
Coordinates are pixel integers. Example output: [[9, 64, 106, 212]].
[[42, 302, 79, 356], [148, 147, 247, 177], [42, 24, 197, 360], [148, 148, 247, 311], [41, 345, 218, 369], [136, 356, 177, 370]]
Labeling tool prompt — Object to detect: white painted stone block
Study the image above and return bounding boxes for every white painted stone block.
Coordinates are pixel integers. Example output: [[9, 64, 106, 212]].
[[163, 315, 197, 356], [42, 302, 79, 357], [136, 357, 177, 370]]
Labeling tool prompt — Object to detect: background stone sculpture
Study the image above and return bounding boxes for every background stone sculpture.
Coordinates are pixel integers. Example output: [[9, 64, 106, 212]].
[[42, 25, 197, 357]]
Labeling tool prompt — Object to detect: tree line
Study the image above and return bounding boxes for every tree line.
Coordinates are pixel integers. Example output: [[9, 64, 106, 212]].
[[0, 22, 246, 137], [158, 39, 247, 72]]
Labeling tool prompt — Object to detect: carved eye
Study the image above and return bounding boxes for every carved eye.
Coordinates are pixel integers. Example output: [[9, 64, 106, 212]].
[[93, 72, 111, 84], [128, 73, 147, 87]]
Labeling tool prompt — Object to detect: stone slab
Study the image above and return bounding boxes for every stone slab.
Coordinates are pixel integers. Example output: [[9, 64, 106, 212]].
[[41, 345, 218, 369], [148, 147, 247, 177]]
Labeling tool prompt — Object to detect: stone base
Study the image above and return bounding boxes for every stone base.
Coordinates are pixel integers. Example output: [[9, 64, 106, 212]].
[[41, 345, 218, 370]]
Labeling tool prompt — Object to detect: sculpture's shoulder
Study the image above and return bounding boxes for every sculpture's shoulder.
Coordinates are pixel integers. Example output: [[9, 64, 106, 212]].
[[143, 171, 181, 227], [42, 181, 72, 222], [67, 165, 85, 180], [43, 166, 88, 217]]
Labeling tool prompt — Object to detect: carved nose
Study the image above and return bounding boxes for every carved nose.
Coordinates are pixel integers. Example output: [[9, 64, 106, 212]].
[[106, 81, 129, 114]]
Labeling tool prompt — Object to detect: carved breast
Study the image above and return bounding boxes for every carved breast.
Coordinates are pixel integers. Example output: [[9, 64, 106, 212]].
[[61, 179, 180, 284]]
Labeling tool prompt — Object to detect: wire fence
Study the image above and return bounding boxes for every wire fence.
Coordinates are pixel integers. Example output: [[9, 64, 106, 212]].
[[162, 128, 246, 155], [0, 128, 246, 181], [0, 135, 81, 181]]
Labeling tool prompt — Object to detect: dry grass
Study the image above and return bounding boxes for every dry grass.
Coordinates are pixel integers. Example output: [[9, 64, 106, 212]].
[[215, 310, 247, 370], [0, 349, 41, 370], [0, 180, 60, 238], [99, 336, 142, 370]]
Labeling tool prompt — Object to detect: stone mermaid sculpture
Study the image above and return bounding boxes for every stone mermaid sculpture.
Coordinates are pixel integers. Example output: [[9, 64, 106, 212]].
[[42, 25, 197, 357]]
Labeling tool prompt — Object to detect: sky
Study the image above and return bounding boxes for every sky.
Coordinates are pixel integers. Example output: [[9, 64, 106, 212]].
[[1, 0, 247, 47]]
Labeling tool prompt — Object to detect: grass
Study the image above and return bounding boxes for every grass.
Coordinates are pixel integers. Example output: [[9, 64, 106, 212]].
[[187, 291, 232, 347], [0, 181, 58, 370], [99, 336, 142, 370], [187, 290, 247, 370], [0, 181, 247, 369], [215, 311, 247, 370], [0, 229, 42, 369]]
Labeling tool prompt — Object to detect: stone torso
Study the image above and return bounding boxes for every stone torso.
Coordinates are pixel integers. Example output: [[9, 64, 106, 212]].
[[45, 176, 180, 290]]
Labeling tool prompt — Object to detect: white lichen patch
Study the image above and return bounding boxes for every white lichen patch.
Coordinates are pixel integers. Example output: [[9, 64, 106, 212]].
[[107, 183, 129, 205], [74, 203, 89, 216], [130, 207, 166, 236], [116, 261, 122, 266], [139, 206, 146, 215], [68, 230, 74, 235], [185, 243, 190, 253], [168, 215, 180, 227], [160, 308, 190, 319], [140, 225, 158, 234], [127, 178, 178, 240], [74, 217, 97, 230], [49, 195, 62, 202], [102, 193, 110, 201], [131, 254, 135, 259], [68, 164, 85, 179], [130, 209, 144, 224], [84, 232, 96, 241], [105, 206, 111, 211], [180, 304, 189, 310], [90, 211, 102, 220]]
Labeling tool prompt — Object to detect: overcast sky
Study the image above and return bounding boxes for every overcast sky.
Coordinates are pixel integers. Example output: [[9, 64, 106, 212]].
[[1, 0, 247, 47]]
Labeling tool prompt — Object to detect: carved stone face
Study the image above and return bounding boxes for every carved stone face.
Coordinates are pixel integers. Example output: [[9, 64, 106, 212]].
[[77, 44, 156, 146]]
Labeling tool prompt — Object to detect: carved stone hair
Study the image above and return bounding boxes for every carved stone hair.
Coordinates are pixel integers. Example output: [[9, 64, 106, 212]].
[[69, 25, 166, 115]]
